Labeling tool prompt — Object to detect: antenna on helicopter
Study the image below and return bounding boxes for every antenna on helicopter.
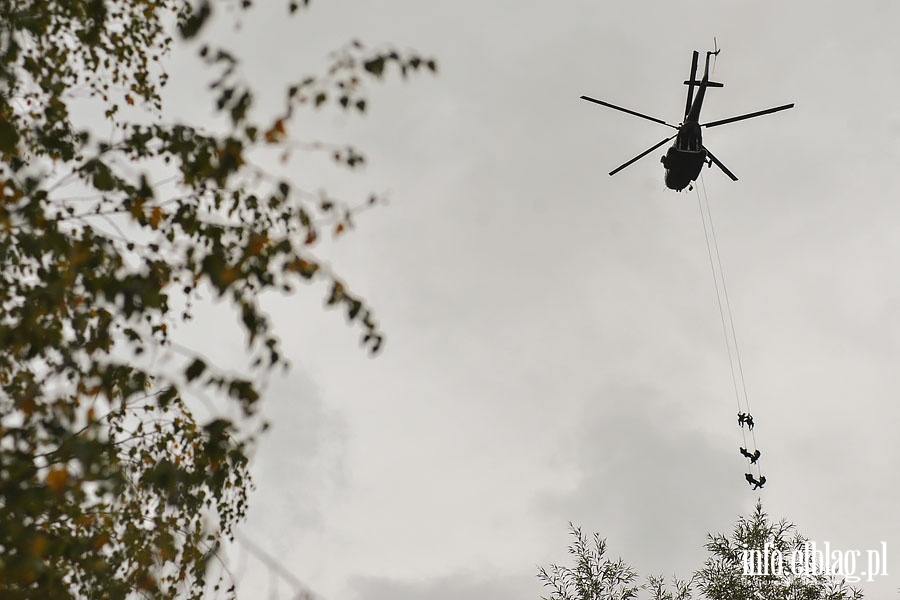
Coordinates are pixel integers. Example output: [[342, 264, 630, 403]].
[[711, 38, 719, 75]]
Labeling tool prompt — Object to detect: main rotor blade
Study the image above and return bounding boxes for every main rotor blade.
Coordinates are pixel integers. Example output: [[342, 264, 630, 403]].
[[609, 135, 676, 176], [703, 146, 738, 181], [580, 95, 678, 129], [684, 51, 699, 120], [701, 103, 794, 128]]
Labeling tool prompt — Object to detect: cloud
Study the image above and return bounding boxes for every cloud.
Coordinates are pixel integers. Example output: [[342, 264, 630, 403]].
[[538, 382, 748, 580], [348, 570, 539, 600], [244, 369, 349, 536]]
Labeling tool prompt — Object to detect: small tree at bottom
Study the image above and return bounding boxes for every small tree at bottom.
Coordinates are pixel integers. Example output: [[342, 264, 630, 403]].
[[539, 503, 863, 600]]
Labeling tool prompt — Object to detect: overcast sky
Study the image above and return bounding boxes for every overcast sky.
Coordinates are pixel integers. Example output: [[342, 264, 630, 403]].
[[159, 1, 900, 598]]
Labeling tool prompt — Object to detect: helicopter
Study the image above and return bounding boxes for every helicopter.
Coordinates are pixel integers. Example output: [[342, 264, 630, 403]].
[[580, 48, 794, 191]]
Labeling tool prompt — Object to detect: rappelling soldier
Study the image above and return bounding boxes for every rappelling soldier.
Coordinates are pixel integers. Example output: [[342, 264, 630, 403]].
[[745, 473, 766, 490], [740, 447, 762, 463]]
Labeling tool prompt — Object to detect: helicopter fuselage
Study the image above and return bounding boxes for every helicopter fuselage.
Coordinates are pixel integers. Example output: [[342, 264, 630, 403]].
[[662, 146, 706, 191], [662, 120, 706, 191]]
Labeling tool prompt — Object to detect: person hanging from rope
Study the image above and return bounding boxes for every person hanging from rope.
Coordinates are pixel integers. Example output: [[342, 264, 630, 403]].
[[740, 447, 762, 463], [745, 473, 766, 490], [737, 412, 755, 430]]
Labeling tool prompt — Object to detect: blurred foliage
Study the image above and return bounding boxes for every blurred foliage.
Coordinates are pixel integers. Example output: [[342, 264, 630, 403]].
[[0, 0, 434, 597], [540, 503, 863, 600]]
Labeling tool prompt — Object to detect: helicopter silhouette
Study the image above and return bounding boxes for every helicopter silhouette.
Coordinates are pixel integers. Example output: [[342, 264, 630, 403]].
[[580, 48, 794, 191]]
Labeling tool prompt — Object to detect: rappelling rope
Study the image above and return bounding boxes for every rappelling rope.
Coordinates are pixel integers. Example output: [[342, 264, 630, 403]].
[[695, 185, 742, 412], [695, 174, 762, 479], [700, 175, 754, 418]]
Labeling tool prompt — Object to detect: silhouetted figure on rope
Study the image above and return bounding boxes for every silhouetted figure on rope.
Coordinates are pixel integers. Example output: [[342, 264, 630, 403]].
[[745, 473, 766, 490], [737, 412, 755, 431], [740, 447, 762, 463]]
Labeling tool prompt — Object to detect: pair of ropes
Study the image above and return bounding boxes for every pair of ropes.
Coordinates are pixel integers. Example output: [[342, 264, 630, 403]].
[[694, 174, 765, 490]]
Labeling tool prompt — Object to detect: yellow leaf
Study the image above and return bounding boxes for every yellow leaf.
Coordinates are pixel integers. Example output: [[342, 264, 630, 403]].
[[30, 533, 49, 557], [247, 234, 267, 256], [130, 196, 146, 219], [264, 118, 286, 143], [69, 246, 90, 268], [75, 514, 96, 528], [46, 468, 68, 493], [149, 206, 163, 229], [93, 531, 111, 550], [136, 572, 157, 591], [220, 266, 239, 286]]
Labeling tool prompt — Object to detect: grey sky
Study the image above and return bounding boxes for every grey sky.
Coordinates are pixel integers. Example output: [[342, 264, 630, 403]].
[[157, 1, 900, 598]]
